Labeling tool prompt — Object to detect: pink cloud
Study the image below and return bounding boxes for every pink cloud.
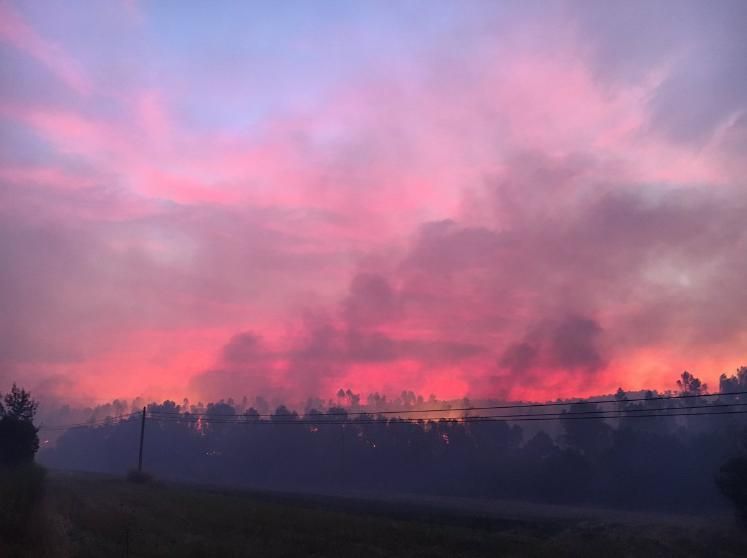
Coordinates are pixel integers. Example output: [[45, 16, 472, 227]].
[[0, 3, 92, 95], [3, 5, 746, 406], [0, 165, 96, 190]]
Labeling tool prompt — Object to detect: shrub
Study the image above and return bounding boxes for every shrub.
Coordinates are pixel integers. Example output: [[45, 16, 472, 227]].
[[0, 417, 40, 467], [715, 456, 747, 527]]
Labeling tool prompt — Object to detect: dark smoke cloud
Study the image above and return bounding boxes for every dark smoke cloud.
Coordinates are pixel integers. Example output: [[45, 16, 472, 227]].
[[194, 145, 747, 400]]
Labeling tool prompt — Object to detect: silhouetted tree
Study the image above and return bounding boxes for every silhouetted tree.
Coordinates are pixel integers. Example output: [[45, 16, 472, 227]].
[[0, 385, 40, 468], [677, 371, 708, 398], [720, 367, 747, 394], [561, 402, 611, 456], [523, 431, 556, 460], [271, 405, 298, 422]]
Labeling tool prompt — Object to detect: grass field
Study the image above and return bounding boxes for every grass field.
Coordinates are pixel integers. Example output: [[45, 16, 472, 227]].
[[5, 470, 747, 558]]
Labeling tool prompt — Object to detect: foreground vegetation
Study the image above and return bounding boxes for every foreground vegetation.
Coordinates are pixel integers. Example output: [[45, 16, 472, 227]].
[[3, 471, 747, 558]]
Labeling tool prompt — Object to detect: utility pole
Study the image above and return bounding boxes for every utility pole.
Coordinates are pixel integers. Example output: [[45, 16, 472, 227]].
[[340, 423, 346, 490], [138, 406, 146, 473]]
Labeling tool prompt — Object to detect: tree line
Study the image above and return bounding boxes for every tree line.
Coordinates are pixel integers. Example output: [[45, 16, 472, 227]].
[[28, 368, 747, 521]]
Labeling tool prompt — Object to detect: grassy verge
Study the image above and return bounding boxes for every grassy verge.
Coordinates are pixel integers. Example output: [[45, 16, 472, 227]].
[[5, 471, 747, 558]]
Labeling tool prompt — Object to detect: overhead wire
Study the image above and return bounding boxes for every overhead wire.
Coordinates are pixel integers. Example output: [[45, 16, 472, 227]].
[[39, 411, 140, 431], [145, 408, 747, 425], [37, 391, 747, 430], [138, 389, 747, 418], [146, 400, 747, 423]]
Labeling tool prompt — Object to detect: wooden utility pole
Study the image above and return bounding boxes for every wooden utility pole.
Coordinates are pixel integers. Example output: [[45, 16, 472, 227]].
[[340, 423, 346, 490], [137, 406, 146, 473]]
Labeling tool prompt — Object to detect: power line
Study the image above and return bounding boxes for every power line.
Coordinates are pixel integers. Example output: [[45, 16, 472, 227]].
[[146, 400, 747, 423], [38, 391, 747, 431], [39, 412, 139, 432], [145, 408, 747, 425], [38, 406, 747, 431], [142, 389, 747, 418]]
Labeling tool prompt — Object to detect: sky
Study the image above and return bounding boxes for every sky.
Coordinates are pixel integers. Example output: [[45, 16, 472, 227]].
[[1, 0, 746, 406]]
